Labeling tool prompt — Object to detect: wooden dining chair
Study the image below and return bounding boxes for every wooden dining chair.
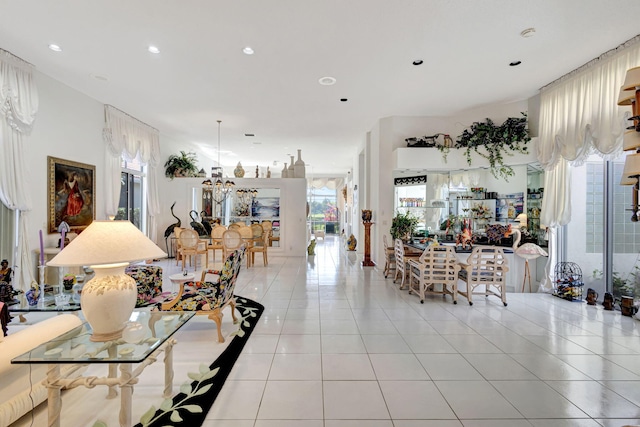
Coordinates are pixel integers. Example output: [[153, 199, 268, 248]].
[[207, 224, 226, 263], [222, 229, 244, 260], [177, 229, 208, 270], [383, 235, 396, 278], [237, 226, 254, 267], [248, 229, 270, 266]]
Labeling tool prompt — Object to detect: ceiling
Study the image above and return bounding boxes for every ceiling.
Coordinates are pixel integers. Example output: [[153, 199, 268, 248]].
[[1, 1, 639, 177]]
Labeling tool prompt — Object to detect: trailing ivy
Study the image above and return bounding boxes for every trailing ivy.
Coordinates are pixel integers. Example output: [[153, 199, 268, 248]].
[[438, 113, 531, 180]]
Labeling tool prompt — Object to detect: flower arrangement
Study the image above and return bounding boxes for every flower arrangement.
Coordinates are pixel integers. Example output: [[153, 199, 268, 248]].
[[470, 187, 484, 194], [470, 203, 493, 220], [63, 273, 76, 290]]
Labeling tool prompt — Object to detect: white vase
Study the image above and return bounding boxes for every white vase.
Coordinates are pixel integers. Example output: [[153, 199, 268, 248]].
[[294, 149, 306, 178], [281, 163, 288, 178], [288, 156, 295, 178]]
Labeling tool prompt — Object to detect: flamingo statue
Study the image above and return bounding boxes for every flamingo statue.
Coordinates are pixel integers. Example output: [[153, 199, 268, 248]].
[[510, 228, 548, 292]]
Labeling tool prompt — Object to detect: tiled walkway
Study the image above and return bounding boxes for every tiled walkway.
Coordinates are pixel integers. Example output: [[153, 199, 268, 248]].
[[11, 236, 640, 426]]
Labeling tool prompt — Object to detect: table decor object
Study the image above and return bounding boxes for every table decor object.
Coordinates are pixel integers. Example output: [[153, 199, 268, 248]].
[[47, 220, 167, 342]]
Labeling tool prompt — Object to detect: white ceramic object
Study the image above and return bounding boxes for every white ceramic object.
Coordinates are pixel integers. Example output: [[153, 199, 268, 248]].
[[80, 265, 137, 342], [281, 163, 288, 178], [294, 149, 306, 178], [288, 156, 295, 178]]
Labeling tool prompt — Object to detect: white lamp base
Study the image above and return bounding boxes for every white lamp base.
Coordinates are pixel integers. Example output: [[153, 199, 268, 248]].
[[80, 263, 137, 342]]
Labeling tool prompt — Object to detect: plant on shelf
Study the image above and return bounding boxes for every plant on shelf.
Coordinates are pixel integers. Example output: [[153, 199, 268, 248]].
[[438, 113, 531, 180], [390, 210, 419, 241], [164, 151, 198, 179]]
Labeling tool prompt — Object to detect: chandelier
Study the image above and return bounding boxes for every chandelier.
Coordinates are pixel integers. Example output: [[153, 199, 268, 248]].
[[212, 119, 234, 203], [236, 188, 258, 205]]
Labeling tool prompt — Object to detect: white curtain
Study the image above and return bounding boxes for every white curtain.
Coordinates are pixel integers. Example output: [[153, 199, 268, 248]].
[[536, 36, 640, 292], [309, 177, 344, 190], [102, 105, 161, 241], [0, 49, 38, 290]]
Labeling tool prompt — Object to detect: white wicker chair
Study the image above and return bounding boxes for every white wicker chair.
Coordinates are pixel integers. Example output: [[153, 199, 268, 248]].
[[408, 245, 461, 304], [458, 246, 509, 306]]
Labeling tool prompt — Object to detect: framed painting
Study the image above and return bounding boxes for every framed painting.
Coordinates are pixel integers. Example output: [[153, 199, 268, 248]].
[[48, 156, 96, 233]]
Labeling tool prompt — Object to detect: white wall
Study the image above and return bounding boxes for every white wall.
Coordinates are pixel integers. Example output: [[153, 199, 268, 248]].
[[25, 71, 105, 257]]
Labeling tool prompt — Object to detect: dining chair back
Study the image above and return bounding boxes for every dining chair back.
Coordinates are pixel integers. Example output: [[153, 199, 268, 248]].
[[222, 229, 244, 259], [458, 246, 509, 306], [407, 246, 460, 304], [177, 229, 208, 270], [383, 235, 396, 278]]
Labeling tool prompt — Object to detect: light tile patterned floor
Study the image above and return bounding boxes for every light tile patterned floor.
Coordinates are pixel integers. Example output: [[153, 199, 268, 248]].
[[10, 235, 640, 426]]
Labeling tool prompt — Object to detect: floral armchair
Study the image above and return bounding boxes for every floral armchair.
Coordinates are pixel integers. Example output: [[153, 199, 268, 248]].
[[161, 247, 245, 342], [125, 264, 164, 307]]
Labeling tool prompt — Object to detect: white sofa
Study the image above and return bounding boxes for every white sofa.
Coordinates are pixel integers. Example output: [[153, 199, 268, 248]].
[[0, 314, 84, 427]]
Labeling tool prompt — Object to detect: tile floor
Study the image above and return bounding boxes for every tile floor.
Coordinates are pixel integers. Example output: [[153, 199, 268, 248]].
[[10, 235, 640, 427]]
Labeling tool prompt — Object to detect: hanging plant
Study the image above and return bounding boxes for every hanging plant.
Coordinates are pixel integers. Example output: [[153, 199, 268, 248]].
[[438, 113, 531, 180], [164, 151, 198, 179]]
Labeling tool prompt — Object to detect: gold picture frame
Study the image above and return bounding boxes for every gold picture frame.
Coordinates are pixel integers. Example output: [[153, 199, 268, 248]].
[[48, 156, 96, 233]]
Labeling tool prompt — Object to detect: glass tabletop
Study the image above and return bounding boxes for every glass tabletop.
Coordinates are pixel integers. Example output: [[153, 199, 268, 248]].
[[8, 294, 82, 312], [11, 311, 194, 364]]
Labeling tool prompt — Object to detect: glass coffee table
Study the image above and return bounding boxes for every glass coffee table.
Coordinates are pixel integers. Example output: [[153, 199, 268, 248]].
[[8, 294, 82, 322], [11, 311, 194, 427]]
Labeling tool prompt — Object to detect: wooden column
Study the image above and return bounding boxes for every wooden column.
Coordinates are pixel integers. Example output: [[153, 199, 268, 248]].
[[362, 222, 375, 267]]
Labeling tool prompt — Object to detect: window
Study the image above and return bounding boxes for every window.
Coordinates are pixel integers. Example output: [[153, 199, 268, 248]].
[[566, 153, 640, 301], [0, 202, 15, 265], [308, 186, 340, 235], [115, 156, 146, 231]]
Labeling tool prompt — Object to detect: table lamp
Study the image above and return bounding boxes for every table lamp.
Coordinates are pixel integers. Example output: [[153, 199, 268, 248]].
[[47, 220, 167, 341]]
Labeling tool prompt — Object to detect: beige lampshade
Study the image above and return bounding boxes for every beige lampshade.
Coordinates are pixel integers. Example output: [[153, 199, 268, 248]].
[[618, 86, 636, 106], [621, 66, 640, 91], [623, 130, 640, 151], [621, 174, 637, 186], [622, 153, 640, 182], [47, 220, 167, 267]]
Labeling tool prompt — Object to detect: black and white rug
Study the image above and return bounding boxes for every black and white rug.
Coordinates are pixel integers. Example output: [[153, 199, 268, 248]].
[[133, 296, 264, 427]]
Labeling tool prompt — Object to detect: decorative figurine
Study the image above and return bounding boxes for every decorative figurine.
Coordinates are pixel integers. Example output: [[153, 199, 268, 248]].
[[256, 165, 259, 178], [307, 239, 316, 256], [267, 166, 271, 178], [347, 234, 357, 251]]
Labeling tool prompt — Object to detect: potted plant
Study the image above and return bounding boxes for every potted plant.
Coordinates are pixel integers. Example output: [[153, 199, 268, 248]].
[[164, 151, 198, 179], [390, 211, 419, 241], [438, 113, 531, 180]]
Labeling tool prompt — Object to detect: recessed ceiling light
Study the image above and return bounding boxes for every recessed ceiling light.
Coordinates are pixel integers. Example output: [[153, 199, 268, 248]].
[[253, 142, 262, 145], [318, 76, 336, 86], [340, 98, 348, 102], [509, 61, 522, 67], [148, 45, 160, 54], [48, 44, 62, 52], [244, 133, 255, 137], [520, 28, 536, 38], [90, 73, 109, 82], [412, 60, 424, 66], [242, 46, 254, 55]]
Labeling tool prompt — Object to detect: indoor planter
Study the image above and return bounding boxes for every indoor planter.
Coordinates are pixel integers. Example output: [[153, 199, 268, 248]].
[[439, 113, 531, 180], [164, 151, 198, 179], [390, 211, 419, 242]]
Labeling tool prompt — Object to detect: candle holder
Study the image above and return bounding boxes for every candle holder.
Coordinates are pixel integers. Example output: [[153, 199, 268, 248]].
[[38, 264, 46, 308]]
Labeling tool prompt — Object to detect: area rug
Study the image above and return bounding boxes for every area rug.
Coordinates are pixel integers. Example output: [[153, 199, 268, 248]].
[[132, 296, 264, 427]]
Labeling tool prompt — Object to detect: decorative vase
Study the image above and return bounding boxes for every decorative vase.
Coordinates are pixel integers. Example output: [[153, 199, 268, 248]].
[[361, 209, 372, 223], [234, 162, 245, 178], [288, 156, 295, 178], [294, 149, 306, 178], [347, 234, 357, 251], [281, 163, 288, 178]]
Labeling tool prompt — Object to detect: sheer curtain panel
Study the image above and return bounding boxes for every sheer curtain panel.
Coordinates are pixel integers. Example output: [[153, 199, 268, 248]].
[[102, 105, 161, 241], [0, 49, 38, 290]]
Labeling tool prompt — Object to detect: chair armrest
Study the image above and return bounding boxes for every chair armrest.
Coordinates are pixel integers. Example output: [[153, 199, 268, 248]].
[[161, 282, 186, 310]]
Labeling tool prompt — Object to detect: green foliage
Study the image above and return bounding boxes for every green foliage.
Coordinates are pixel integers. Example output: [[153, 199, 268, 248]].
[[593, 267, 640, 298], [164, 151, 198, 179], [390, 210, 419, 240], [438, 113, 531, 180]]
